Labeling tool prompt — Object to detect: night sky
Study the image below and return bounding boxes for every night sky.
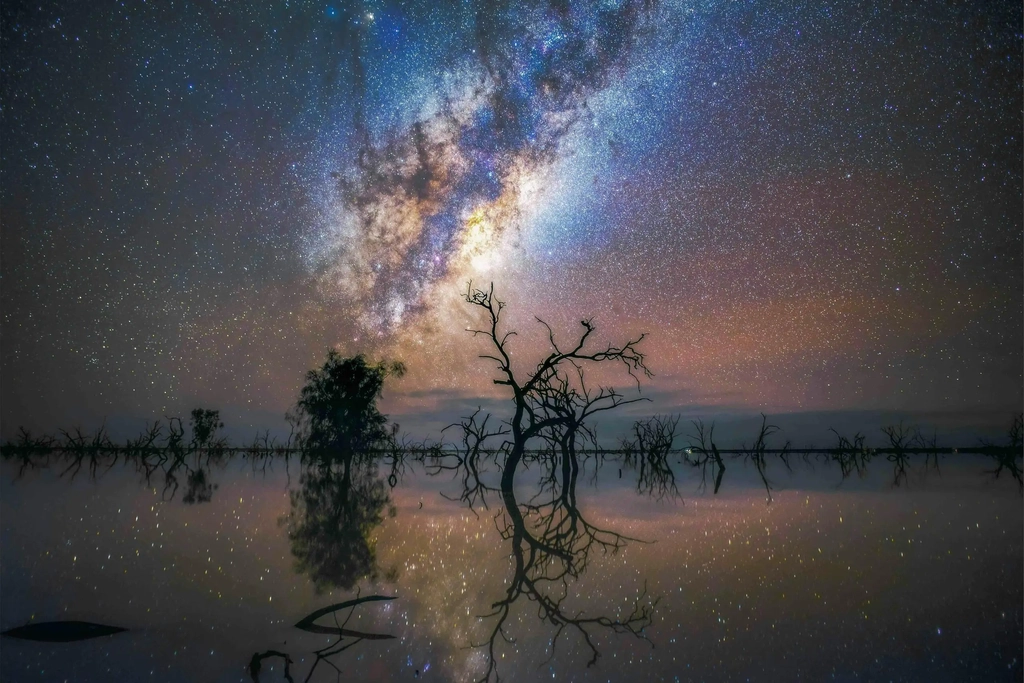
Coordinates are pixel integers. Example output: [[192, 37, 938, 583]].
[[2, 0, 1021, 440]]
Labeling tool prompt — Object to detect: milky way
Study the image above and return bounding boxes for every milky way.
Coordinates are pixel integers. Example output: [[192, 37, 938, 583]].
[[312, 1, 654, 336], [1, 0, 1021, 438]]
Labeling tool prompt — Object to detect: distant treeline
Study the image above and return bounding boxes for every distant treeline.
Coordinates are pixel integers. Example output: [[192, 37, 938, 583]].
[[2, 410, 1020, 457], [3, 284, 1021, 502]]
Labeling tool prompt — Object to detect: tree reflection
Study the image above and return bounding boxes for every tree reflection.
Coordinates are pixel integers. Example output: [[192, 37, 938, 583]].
[[479, 479, 655, 681], [622, 415, 679, 500], [249, 593, 397, 682], [685, 418, 726, 494], [284, 452, 397, 593], [181, 466, 217, 504], [430, 409, 505, 514], [435, 416, 657, 683]]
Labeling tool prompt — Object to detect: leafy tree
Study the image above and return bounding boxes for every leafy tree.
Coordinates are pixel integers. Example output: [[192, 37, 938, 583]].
[[284, 455, 397, 593], [294, 351, 405, 452], [189, 408, 223, 448], [182, 467, 217, 504]]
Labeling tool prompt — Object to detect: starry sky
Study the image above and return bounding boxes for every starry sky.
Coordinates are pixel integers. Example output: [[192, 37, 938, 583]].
[[2, 0, 1021, 439]]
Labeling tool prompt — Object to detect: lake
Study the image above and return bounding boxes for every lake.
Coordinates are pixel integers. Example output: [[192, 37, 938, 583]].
[[1, 446, 1021, 682]]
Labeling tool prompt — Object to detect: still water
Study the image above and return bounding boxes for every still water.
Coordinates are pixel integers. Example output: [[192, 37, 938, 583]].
[[2, 449, 1021, 682]]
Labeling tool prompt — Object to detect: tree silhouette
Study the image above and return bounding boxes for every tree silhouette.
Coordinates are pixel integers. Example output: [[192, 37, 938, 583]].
[[461, 438, 655, 682], [685, 418, 726, 494], [430, 408, 506, 514], [249, 594, 397, 682], [294, 351, 405, 452], [181, 467, 217, 504], [622, 415, 679, 500], [189, 408, 224, 449], [284, 453, 397, 593], [463, 282, 650, 491]]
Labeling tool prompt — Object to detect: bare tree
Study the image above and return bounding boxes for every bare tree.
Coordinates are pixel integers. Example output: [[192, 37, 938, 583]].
[[880, 421, 920, 487], [622, 415, 679, 499], [471, 458, 656, 682], [685, 418, 726, 494], [463, 282, 651, 490], [985, 413, 1023, 492], [742, 414, 790, 503], [827, 427, 870, 484], [435, 408, 507, 514]]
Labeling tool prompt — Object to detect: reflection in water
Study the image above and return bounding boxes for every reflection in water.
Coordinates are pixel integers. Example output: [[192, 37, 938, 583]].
[[989, 449, 1024, 491], [250, 594, 397, 683], [423, 406, 664, 680], [685, 418, 727, 494], [1, 620, 127, 642], [1, 414, 1022, 681], [475, 456, 654, 682], [620, 415, 680, 500], [284, 452, 398, 593]]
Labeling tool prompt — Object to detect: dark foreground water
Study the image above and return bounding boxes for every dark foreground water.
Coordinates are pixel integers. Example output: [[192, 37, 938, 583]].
[[1, 450, 1021, 682]]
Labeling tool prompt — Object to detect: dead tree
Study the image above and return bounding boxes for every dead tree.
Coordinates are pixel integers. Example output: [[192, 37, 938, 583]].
[[472, 464, 656, 682], [436, 408, 507, 514], [535, 364, 650, 500], [827, 428, 869, 484], [880, 421, 919, 487], [463, 282, 651, 491], [686, 418, 726, 494], [742, 414, 789, 503], [249, 594, 396, 682], [622, 415, 679, 499]]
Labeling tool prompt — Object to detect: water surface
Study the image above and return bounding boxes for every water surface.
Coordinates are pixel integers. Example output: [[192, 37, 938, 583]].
[[2, 450, 1021, 682]]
